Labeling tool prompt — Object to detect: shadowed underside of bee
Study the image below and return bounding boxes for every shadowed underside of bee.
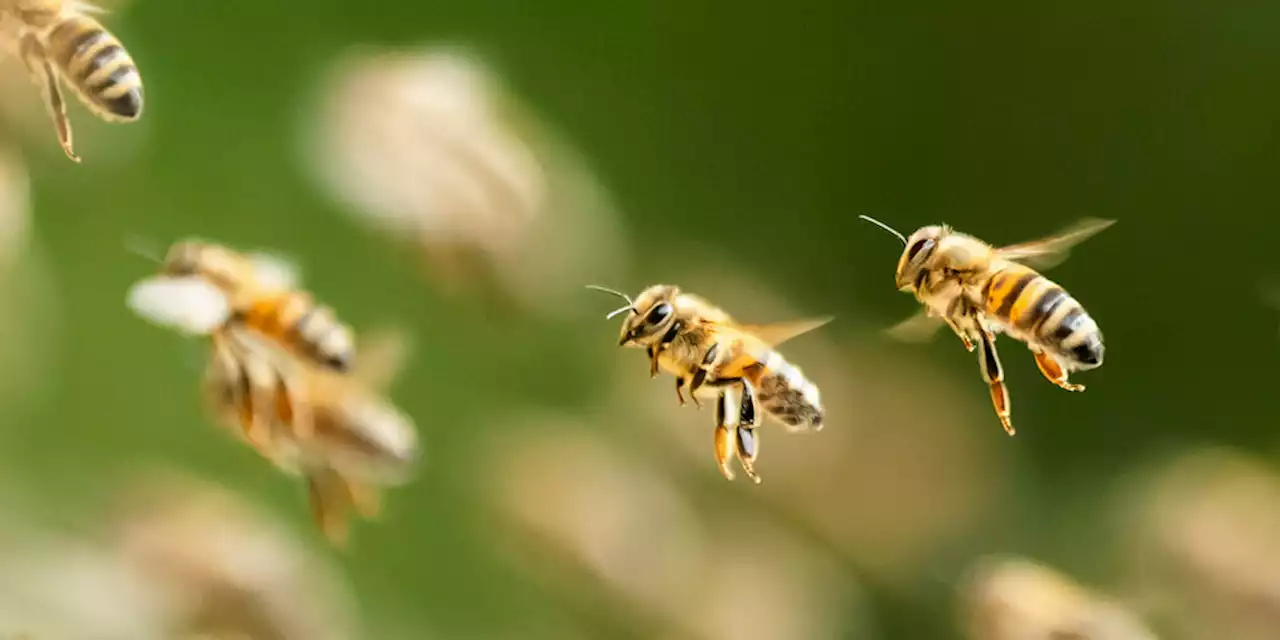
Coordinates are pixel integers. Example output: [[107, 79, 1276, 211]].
[[589, 284, 829, 483], [860, 215, 1114, 436]]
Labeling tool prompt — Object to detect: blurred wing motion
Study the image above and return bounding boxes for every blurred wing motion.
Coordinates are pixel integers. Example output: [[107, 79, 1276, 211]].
[[204, 324, 420, 547], [884, 309, 946, 343], [994, 218, 1115, 270], [126, 275, 230, 335], [736, 316, 834, 347], [245, 250, 302, 294]]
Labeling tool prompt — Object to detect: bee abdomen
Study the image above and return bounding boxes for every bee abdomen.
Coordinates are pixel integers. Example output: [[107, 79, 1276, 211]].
[[983, 266, 1103, 369], [749, 352, 823, 430], [45, 16, 143, 120]]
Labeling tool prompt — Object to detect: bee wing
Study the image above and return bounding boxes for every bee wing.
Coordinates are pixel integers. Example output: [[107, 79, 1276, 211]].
[[351, 326, 413, 391], [884, 309, 946, 343], [245, 251, 302, 294], [126, 275, 231, 335], [735, 316, 834, 347], [994, 218, 1116, 270]]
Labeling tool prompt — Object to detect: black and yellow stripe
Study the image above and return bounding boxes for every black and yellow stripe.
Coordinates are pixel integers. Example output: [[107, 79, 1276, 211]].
[[982, 265, 1104, 368], [45, 16, 143, 121]]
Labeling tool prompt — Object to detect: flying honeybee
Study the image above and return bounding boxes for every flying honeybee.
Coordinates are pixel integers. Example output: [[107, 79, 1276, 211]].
[[0, 0, 144, 162], [589, 284, 830, 483], [859, 215, 1113, 435], [202, 325, 419, 546], [127, 239, 356, 447]]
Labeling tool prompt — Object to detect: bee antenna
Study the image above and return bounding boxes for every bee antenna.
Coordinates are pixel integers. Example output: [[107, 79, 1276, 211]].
[[858, 214, 907, 245], [124, 233, 164, 264], [585, 285, 637, 320]]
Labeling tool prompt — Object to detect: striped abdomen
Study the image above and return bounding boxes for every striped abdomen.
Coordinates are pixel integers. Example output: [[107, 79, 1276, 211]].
[[745, 351, 824, 430], [43, 15, 143, 120], [982, 265, 1104, 369], [237, 292, 355, 372]]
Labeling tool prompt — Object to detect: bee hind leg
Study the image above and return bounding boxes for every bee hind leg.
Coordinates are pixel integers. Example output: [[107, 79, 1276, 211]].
[[977, 330, 1015, 436], [735, 381, 761, 484], [18, 34, 78, 163], [1032, 349, 1085, 392], [713, 385, 741, 481]]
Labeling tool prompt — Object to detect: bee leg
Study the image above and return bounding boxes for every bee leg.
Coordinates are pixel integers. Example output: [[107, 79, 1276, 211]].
[[943, 298, 976, 351], [307, 470, 351, 547], [688, 368, 707, 409], [735, 381, 761, 484], [18, 34, 78, 163], [647, 346, 660, 378], [713, 385, 742, 481], [282, 372, 315, 440], [345, 479, 383, 519], [977, 330, 1015, 436], [1032, 349, 1085, 392]]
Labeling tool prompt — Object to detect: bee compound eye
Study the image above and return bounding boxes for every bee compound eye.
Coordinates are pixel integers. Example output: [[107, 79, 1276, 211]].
[[647, 303, 672, 325], [907, 238, 933, 262]]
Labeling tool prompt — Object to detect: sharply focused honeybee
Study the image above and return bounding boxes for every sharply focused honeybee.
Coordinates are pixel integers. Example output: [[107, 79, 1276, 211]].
[[860, 215, 1113, 435], [128, 239, 357, 447], [202, 325, 419, 546], [0, 0, 144, 161], [589, 284, 830, 483]]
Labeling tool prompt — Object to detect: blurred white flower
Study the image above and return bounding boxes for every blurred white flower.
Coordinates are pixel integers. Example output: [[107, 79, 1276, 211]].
[[961, 556, 1157, 640], [477, 417, 861, 639], [300, 45, 629, 319], [1115, 448, 1280, 640]]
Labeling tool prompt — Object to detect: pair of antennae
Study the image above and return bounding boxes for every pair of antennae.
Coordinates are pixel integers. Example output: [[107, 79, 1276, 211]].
[[857, 214, 907, 245], [585, 285, 636, 320], [125, 233, 165, 264]]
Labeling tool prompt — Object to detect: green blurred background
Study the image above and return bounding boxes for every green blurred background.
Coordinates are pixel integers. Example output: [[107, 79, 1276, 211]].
[[1, 0, 1278, 638]]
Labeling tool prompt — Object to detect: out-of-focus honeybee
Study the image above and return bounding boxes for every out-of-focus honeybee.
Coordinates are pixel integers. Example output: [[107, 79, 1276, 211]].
[[589, 284, 830, 483], [0, 0, 144, 161], [127, 239, 356, 447], [860, 215, 1113, 436], [202, 325, 419, 546]]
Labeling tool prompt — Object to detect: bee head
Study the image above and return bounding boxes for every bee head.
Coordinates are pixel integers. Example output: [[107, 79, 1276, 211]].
[[586, 284, 680, 348], [896, 225, 946, 292]]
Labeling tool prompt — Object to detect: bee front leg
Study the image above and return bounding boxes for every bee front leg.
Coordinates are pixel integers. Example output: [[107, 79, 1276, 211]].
[[687, 368, 707, 408], [976, 327, 1015, 436], [943, 297, 976, 351], [647, 346, 660, 378], [18, 34, 78, 162], [1031, 349, 1085, 392]]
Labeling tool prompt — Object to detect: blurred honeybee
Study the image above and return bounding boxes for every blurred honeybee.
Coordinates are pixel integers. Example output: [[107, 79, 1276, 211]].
[[589, 284, 830, 483], [860, 215, 1113, 436], [127, 239, 356, 447], [203, 325, 419, 546], [0, 0, 144, 161]]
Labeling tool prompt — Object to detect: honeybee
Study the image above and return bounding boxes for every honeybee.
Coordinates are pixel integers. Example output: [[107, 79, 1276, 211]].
[[0, 0, 144, 162], [859, 215, 1113, 435], [127, 239, 356, 447], [202, 325, 419, 546], [589, 284, 830, 483]]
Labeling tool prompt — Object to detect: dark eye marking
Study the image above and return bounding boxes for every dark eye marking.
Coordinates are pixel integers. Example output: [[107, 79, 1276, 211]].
[[907, 238, 934, 262], [647, 303, 672, 326]]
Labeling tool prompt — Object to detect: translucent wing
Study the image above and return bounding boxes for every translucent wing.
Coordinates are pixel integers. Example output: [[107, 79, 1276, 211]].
[[126, 275, 230, 335], [736, 316, 834, 347], [994, 218, 1115, 270], [883, 309, 946, 343], [246, 251, 301, 293], [351, 326, 412, 391]]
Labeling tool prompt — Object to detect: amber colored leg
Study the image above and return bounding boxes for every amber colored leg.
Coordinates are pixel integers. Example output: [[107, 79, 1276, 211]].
[[647, 346, 660, 378], [977, 331, 1015, 436], [19, 35, 78, 162], [713, 388, 739, 481], [1032, 350, 1085, 392], [944, 317, 975, 351], [308, 472, 351, 548]]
